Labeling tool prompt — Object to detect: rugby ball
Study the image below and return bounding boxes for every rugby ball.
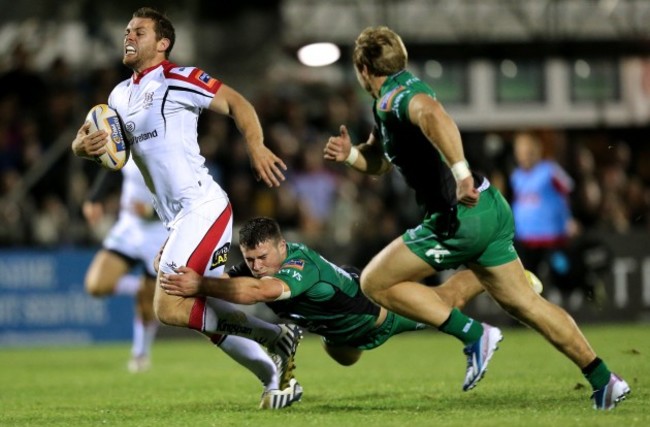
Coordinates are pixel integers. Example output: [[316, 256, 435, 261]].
[[85, 104, 130, 171]]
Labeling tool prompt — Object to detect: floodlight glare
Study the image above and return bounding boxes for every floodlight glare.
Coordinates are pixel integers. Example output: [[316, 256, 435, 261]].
[[297, 42, 341, 67]]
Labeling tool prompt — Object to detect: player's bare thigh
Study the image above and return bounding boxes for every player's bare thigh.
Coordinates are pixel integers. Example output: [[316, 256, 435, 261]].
[[85, 250, 131, 296], [468, 258, 539, 312], [154, 199, 232, 327], [361, 236, 437, 293]]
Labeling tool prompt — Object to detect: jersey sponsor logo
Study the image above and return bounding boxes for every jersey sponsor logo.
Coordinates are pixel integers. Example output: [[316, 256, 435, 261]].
[[125, 121, 136, 132], [378, 86, 406, 111], [425, 244, 450, 264], [195, 70, 218, 89], [106, 116, 126, 150], [281, 259, 304, 270], [210, 242, 231, 270], [217, 312, 253, 336], [132, 129, 158, 144], [279, 269, 303, 282]]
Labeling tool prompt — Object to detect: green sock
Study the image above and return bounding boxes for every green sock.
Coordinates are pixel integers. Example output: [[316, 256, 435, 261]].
[[438, 308, 483, 345], [582, 358, 611, 390]]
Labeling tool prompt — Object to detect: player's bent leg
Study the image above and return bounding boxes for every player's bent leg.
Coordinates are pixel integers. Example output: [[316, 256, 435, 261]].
[[471, 258, 631, 408], [435, 269, 542, 309], [360, 237, 452, 326], [434, 270, 485, 309], [323, 342, 363, 366], [153, 275, 197, 327], [85, 250, 131, 297], [470, 259, 597, 368]]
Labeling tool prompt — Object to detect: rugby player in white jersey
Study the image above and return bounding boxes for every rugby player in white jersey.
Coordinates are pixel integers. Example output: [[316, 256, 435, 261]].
[[83, 160, 166, 373], [72, 7, 301, 409]]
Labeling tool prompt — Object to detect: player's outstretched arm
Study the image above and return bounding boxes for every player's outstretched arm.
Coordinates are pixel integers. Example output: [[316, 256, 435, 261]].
[[323, 125, 391, 175], [208, 84, 286, 187], [160, 266, 287, 304]]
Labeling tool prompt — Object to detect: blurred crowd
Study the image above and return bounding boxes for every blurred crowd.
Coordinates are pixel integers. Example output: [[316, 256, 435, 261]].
[[1, 43, 649, 271]]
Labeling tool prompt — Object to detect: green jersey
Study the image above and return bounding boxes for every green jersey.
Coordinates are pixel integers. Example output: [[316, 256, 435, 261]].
[[269, 242, 383, 346], [227, 242, 423, 348], [372, 69, 485, 215]]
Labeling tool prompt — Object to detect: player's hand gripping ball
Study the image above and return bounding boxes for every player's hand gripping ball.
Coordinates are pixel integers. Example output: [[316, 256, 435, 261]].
[[85, 104, 130, 171]]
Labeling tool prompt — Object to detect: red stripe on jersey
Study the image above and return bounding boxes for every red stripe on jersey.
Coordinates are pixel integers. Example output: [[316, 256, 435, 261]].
[[164, 66, 222, 95], [210, 334, 226, 346], [188, 298, 207, 331], [186, 203, 233, 273], [185, 203, 232, 331]]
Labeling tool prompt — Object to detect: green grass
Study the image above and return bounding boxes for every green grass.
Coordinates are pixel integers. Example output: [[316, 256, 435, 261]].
[[1, 324, 648, 427]]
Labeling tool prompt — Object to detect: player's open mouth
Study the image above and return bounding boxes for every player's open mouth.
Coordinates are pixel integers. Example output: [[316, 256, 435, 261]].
[[125, 46, 137, 55]]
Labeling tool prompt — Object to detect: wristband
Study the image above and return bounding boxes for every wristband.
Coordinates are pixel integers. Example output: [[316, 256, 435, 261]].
[[344, 146, 360, 166], [450, 161, 471, 182]]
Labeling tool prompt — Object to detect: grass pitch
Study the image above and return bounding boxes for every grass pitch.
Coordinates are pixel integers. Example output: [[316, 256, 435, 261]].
[[1, 324, 647, 427]]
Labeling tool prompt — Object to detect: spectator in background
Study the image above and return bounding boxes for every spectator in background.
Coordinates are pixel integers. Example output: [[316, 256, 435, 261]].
[[510, 130, 576, 298], [291, 143, 338, 246]]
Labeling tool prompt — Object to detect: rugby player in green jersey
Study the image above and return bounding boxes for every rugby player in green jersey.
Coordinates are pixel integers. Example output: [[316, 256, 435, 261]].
[[321, 26, 629, 410], [160, 216, 493, 367]]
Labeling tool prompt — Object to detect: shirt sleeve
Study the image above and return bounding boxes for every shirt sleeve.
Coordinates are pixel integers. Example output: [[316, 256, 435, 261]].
[[551, 163, 574, 195], [164, 66, 223, 110], [274, 257, 319, 297], [378, 86, 417, 123]]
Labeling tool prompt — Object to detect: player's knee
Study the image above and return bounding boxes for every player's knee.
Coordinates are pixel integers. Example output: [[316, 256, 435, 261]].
[[359, 269, 379, 300], [437, 286, 467, 309], [153, 296, 190, 327], [334, 355, 360, 366], [324, 344, 362, 366], [152, 299, 175, 326], [84, 277, 112, 297]]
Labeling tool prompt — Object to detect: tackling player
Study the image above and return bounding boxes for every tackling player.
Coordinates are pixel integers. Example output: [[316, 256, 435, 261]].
[[159, 217, 527, 367]]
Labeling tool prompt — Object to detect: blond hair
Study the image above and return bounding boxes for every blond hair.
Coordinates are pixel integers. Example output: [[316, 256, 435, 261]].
[[353, 26, 407, 76]]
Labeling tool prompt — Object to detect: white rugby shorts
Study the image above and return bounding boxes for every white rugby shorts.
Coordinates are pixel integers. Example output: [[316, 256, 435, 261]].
[[159, 197, 233, 278], [104, 213, 169, 277]]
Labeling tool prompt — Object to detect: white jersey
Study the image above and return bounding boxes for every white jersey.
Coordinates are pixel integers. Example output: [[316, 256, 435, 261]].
[[119, 160, 157, 220], [103, 160, 169, 277], [108, 60, 226, 227]]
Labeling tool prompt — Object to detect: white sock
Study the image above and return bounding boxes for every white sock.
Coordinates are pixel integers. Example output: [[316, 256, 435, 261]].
[[217, 335, 279, 391], [114, 275, 140, 296], [204, 297, 281, 346], [132, 317, 159, 357]]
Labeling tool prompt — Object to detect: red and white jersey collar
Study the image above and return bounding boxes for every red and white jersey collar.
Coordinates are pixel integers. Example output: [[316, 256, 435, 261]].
[[132, 60, 176, 84]]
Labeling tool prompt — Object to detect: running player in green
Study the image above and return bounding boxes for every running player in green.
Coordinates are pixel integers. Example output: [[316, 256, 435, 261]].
[[160, 216, 496, 366], [322, 26, 629, 409]]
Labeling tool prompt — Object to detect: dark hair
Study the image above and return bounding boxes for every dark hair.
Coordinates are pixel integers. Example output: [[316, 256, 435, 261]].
[[133, 7, 175, 58], [239, 217, 283, 249]]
